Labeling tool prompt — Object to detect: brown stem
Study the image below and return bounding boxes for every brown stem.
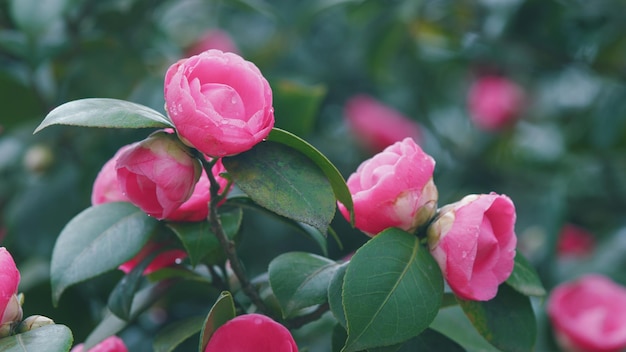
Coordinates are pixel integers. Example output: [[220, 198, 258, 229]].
[[200, 156, 272, 316], [284, 303, 330, 330]]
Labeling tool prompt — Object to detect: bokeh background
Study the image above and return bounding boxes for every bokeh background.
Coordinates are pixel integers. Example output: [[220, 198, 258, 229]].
[[1, 0, 626, 350]]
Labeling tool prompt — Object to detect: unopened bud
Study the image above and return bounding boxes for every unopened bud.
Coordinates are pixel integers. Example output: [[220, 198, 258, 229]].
[[17, 315, 55, 333], [1, 294, 23, 326], [23, 144, 54, 174]]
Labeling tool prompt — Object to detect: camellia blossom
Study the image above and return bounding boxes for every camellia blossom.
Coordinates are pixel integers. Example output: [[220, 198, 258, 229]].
[[204, 314, 298, 352], [547, 275, 626, 352], [164, 49, 274, 157], [0, 247, 22, 329], [186, 29, 240, 57], [344, 94, 422, 153], [557, 224, 595, 258], [118, 241, 187, 276], [91, 145, 132, 205], [71, 335, 128, 352], [338, 137, 438, 236], [116, 130, 201, 220], [467, 75, 525, 131], [427, 193, 517, 301]]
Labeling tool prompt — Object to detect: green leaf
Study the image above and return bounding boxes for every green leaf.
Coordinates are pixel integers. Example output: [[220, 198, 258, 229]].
[[269, 252, 339, 318], [199, 291, 237, 352], [34, 98, 173, 134], [458, 284, 537, 352], [342, 228, 443, 352], [328, 262, 349, 328], [0, 324, 73, 352], [273, 80, 327, 136], [430, 306, 499, 352], [506, 252, 546, 297], [267, 128, 354, 224], [332, 324, 348, 352], [223, 140, 336, 233], [50, 202, 158, 305], [396, 329, 465, 352], [107, 250, 159, 321], [84, 281, 174, 349], [167, 208, 242, 266], [153, 316, 205, 352], [226, 195, 328, 255]]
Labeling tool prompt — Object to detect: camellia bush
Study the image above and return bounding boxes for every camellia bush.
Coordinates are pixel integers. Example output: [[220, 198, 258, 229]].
[[2, 1, 626, 352]]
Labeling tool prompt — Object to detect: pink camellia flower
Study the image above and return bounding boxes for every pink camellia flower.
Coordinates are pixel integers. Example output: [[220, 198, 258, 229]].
[[186, 29, 240, 57], [0, 247, 22, 329], [167, 158, 230, 222], [164, 49, 274, 157], [205, 314, 298, 352], [427, 193, 517, 301], [116, 130, 201, 220], [71, 336, 128, 352], [344, 94, 422, 153], [547, 275, 626, 352], [91, 145, 133, 205], [338, 137, 438, 236], [118, 241, 186, 275], [467, 75, 525, 131], [557, 224, 595, 258]]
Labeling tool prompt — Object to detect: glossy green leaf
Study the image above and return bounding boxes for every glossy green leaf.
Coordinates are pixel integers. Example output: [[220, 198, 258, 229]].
[[34, 98, 173, 134], [50, 202, 158, 305], [506, 252, 546, 297], [84, 281, 174, 349], [332, 324, 348, 352], [342, 228, 443, 352], [0, 324, 73, 352], [396, 329, 465, 352], [107, 250, 159, 321], [458, 284, 537, 352], [267, 128, 354, 223], [199, 291, 237, 352], [273, 80, 326, 136], [269, 252, 338, 318], [167, 208, 242, 266], [223, 140, 336, 233], [226, 195, 328, 255], [430, 306, 499, 352], [328, 262, 349, 328], [153, 316, 205, 352]]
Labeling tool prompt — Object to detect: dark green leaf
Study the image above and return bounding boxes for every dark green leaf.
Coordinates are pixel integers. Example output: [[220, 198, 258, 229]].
[[332, 324, 348, 352], [267, 128, 354, 224], [199, 291, 236, 352], [107, 250, 159, 321], [34, 98, 173, 134], [458, 284, 537, 352], [84, 281, 174, 349], [50, 202, 158, 305], [396, 329, 466, 352], [269, 252, 338, 318], [167, 208, 242, 266], [342, 228, 443, 352], [430, 306, 499, 352], [153, 316, 205, 352], [223, 140, 336, 233], [506, 252, 546, 297], [328, 262, 348, 327], [0, 324, 73, 352], [273, 80, 326, 136]]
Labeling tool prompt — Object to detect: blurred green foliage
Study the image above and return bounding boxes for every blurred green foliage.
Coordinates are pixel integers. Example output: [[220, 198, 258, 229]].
[[2, 0, 626, 350]]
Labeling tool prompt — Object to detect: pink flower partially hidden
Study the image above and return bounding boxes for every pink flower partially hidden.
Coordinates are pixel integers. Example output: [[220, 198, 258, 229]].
[[186, 29, 240, 57], [91, 145, 132, 205], [119, 241, 187, 275], [427, 193, 517, 301], [547, 275, 626, 352], [164, 49, 274, 157], [344, 94, 422, 153], [467, 75, 525, 131], [204, 314, 298, 352], [116, 131, 201, 220], [0, 247, 22, 326], [338, 138, 438, 236], [557, 224, 595, 258], [71, 336, 128, 352]]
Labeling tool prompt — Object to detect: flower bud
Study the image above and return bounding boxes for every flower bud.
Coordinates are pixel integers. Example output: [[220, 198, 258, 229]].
[[427, 193, 517, 301], [205, 314, 297, 352], [16, 315, 54, 333], [1, 248, 21, 326], [116, 130, 202, 219]]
